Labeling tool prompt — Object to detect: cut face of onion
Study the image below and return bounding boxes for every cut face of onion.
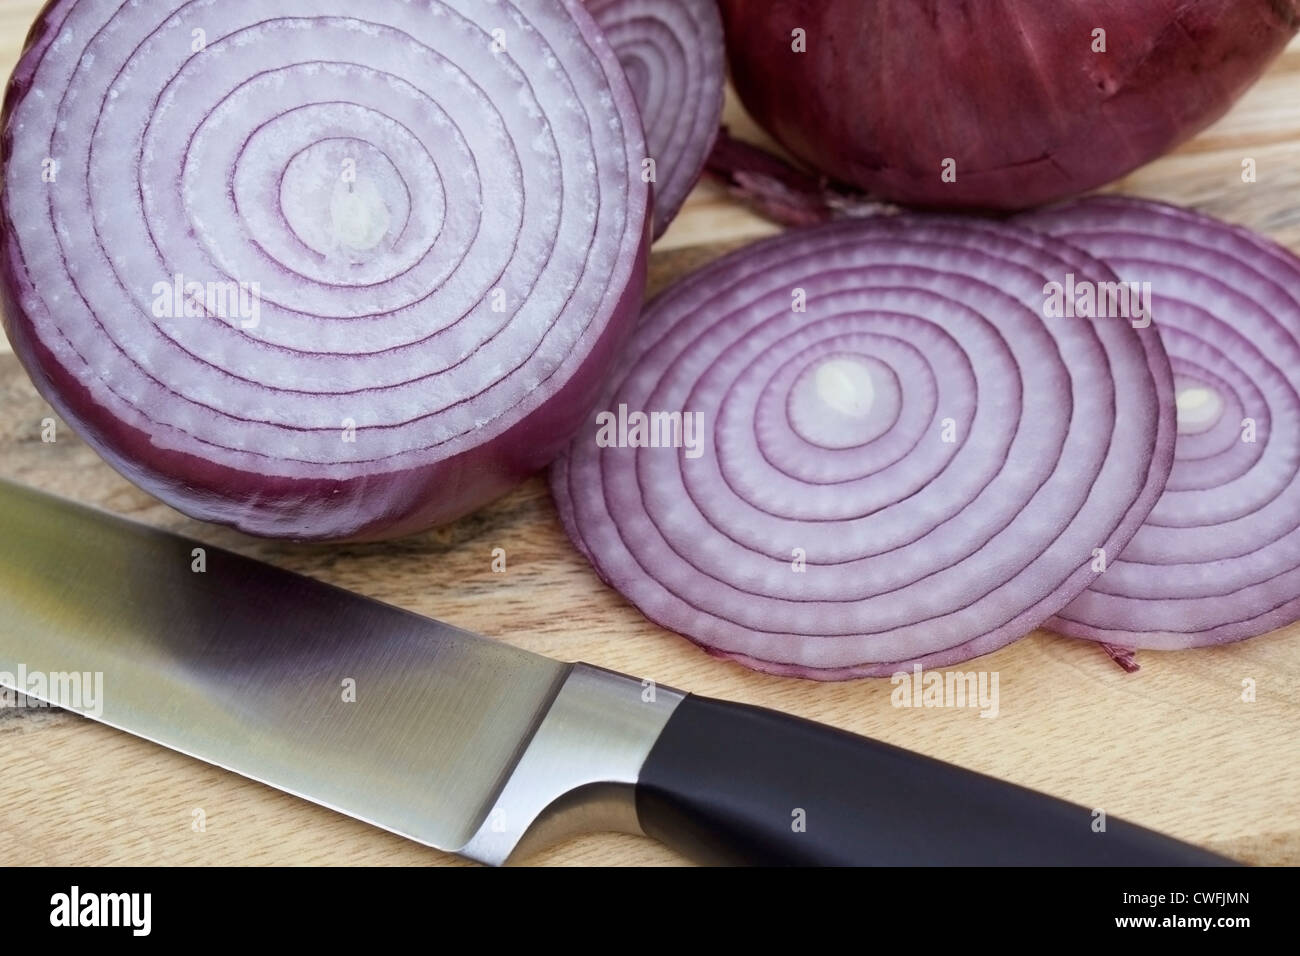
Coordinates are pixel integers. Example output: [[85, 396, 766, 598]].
[[551, 218, 1176, 678], [586, 0, 724, 237], [0, 0, 650, 541], [1020, 197, 1300, 649]]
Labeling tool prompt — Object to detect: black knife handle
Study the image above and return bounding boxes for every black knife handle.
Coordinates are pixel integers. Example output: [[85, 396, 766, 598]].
[[635, 695, 1235, 866]]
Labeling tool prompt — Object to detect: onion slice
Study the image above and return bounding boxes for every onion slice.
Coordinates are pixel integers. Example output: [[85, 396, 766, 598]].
[[586, 0, 724, 237], [551, 218, 1176, 678], [1020, 197, 1300, 649], [0, 0, 650, 540]]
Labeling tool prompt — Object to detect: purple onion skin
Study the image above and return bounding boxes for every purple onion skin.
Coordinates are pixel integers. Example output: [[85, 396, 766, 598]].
[[719, 0, 1299, 211], [0, 1, 652, 542]]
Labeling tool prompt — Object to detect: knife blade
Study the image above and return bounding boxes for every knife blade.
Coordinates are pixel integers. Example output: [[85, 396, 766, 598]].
[[0, 480, 1233, 865]]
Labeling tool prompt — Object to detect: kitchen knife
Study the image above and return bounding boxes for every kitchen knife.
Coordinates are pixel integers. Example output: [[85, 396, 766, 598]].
[[0, 480, 1231, 866]]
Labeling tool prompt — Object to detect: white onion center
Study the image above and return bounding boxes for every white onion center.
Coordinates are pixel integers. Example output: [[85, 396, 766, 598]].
[[813, 356, 876, 418], [1174, 384, 1223, 431], [279, 138, 403, 260], [330, 181, 392, 252]]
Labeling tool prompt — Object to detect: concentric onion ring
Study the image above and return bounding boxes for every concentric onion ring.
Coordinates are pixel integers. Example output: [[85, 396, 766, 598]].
[[0, 0, 649, 540], [1021, 197, 1300, 648], [552, 218, 1176, 678], [586, 0, 724, 237]]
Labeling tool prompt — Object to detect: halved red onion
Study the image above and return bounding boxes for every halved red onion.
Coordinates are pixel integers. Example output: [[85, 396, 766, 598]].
[[551, 218, 1176, 678], [1020, 197, 1300, 649], [586, 0, 724, 237], [0, 0, 650, 541]]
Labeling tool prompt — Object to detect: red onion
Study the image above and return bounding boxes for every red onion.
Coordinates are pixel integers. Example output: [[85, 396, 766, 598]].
[[1020, 197, 1300, 649], [586, 0, 724, 237], [0, 0, 650, 541], [551, 218, 1176, 678], [718, 0, 1299, 210]]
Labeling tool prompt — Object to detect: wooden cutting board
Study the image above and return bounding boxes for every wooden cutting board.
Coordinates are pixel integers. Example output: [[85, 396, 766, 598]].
[[1, 3, 1299, 866]]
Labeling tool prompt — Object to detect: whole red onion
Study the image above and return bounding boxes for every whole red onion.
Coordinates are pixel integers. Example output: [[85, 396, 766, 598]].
[[718, 0, 1299, 210]]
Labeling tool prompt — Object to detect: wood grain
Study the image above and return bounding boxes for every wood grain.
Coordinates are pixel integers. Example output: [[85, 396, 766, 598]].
[[1, 1, 1299, 866]]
